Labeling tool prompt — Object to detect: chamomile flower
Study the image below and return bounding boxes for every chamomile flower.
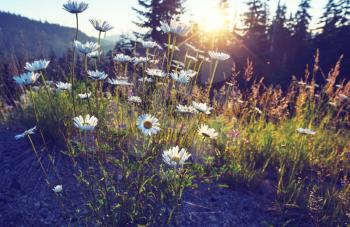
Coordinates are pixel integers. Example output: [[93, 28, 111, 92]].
[[169, 20, 192, 36], [107, 78, 133, 86], [186, 55, 198, 62], [170, 71, 191, 84], [255, 107, 262, 114], [198, 125, 218, 139], [24, 60, 50, 72], [87, 51, 102, 59], [192, 101, 213, 114], [142, 41, 159, 49], [176, 104, 198, 114], [164, 43, 180, 51], [208, 51, 230, 61], [15, 126, 37, 140], [53, 185, 63, 193], [56, 82, 72, 91], [137, 114, 160, 136], [89, 19, 113, 32], [87, 70, 108, 80], [138, 77, 154, 83], [113, 54, 131, 63], [145, 68, 167, 78], [13, 72, 40, 85], [160, 21, 171, 33], [128, 96, 142, 103], [73, 114, 98, 131], [74, 41, 100, 54], [63, 0, 88, 14], [297, 128, 316, 135], [78, 92, 91, 99], [132, 57, 147, 65], [162, 146, 191, 168]]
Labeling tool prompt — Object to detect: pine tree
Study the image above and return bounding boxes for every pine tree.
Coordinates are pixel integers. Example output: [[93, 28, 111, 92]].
[[132, 0, 184, 41], [339, 0, 350, 25], [321, 0, 342, 33], [293, 0, 312, 41]]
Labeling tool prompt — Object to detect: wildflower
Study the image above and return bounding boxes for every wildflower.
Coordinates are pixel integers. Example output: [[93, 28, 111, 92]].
[[137, 114, 160, 136], [208, 51, 230, 61], [128, 96, 142, 103], [172, 60, 185, 67], [198, 55, 211, 62], [74, 41, 100, 54], [339, 94, 349, 100], [78, 92, 91, 99], [15, 126, 37, 140], [87, 51, 102, 59], [53, 185, 63, 193], [169, 19, 192, 36], [138, 77, 154, 83], [185, 43, 198, 52], [198, 124, 218, 139], [160, 21, 171, 33], [24, 60, 50, 72], [142, 41, 159, 49], [56, 82, 72, 91], [192, 101, 213, 114], [186, 55, 198, 62], [297, 81, 306, 86], [13, 72, 40, 85], [87, 70, 108, 80], [336, 84, 343, 88], [162, 146, 191, 168], [145, 68, 167, 78], [63, 0, 88, 14], [176, 104, 198, 114], [164, 43, 180, 51], [107, 78, 133, 86], [255, 107, 262, 114], [89, 19, 113, 32], [297, 128, 316, 135], [113, 54, 131, 63], [73, 114, 98, 131], [170, 71, 191, 84], [132, 57, 147, 65]]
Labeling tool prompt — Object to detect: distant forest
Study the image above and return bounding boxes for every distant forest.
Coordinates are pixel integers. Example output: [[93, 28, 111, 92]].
[[1, 0, 350, 97]]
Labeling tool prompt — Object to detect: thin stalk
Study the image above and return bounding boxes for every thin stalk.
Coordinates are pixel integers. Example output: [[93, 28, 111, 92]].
[[28, 135, 50, 185], [207, 60, 219, 99]]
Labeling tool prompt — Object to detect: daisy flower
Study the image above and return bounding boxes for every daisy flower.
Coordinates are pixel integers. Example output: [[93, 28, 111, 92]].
[[132, 57, 147, 65], [25, 60, 50, 72], [192, 101, 213, 114], [208, 51, 230, 61], [145, 68, 167, 78], [162, 146, 191, 168], [170, 71, 191, 84], [164, 43, 180, 51], [128, 96, 142, 103], [15, 126, 37, 140], [137, 114, 160, 136], [13, 72, 40, 85], [198, 125, 218, 139], [56, 82, 72, 91], [176, 104, 198, 114], [169, 19, 192, 36], [63, 0, 88, 14], [74, 41, 100, 54], [78, 92, 91, 99], [138, 77, 154, 83], [142, 41, 159, 49], [87, 51, 102, 59], [296, 128, 316, 135], [53, 185, 63, 193], [87, 70, 108, 80], [73, 114, 98, 131], [107, 78, 133, 86], [160, 21, 171, 33], [89, 19, 113, 32], [113, 54, 131, 63]]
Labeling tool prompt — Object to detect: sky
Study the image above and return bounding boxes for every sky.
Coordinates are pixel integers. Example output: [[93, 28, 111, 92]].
[[0, 0, 328, 38]]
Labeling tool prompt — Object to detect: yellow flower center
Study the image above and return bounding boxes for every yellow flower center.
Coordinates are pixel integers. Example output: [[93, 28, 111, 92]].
[[170, 156, 181, 163], [143, 120, 153, 129]]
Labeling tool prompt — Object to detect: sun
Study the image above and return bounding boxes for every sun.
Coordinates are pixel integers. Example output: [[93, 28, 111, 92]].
[[194, 4, 227, 32]]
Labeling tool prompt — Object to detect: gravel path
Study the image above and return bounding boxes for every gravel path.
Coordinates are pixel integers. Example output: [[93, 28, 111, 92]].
[[0, 126, 276, 226]]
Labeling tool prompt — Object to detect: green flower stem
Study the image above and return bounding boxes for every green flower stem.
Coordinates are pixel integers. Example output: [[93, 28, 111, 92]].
[[84, 55, 93, 114], [27, 134, 50, 186], [207, 60, 219, 99]]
